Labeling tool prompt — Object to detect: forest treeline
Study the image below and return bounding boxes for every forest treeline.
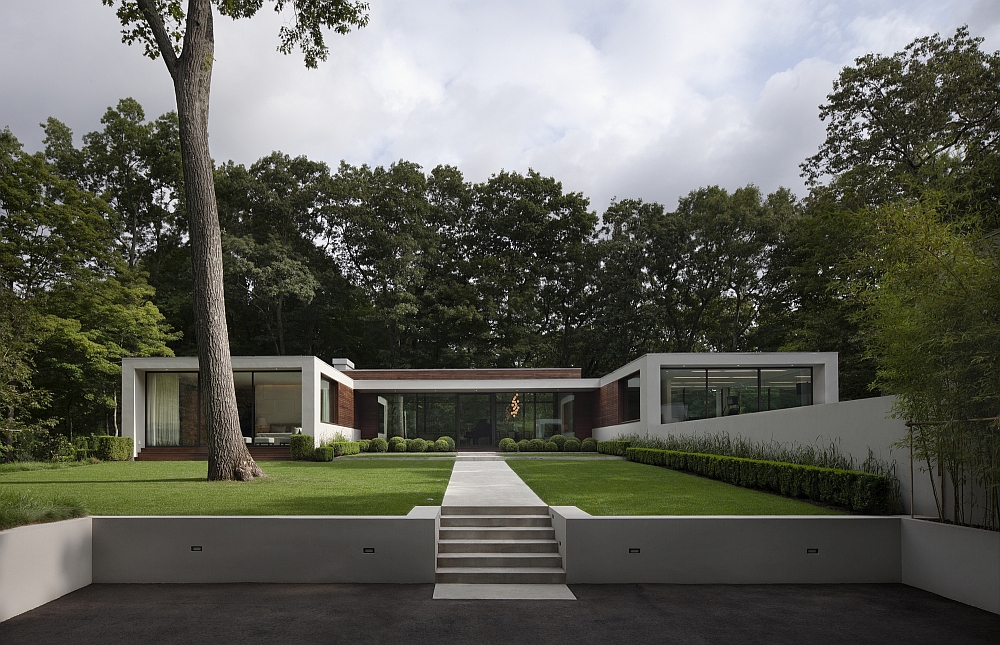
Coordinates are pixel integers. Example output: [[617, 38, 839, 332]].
[[2, 27, 999, 445]]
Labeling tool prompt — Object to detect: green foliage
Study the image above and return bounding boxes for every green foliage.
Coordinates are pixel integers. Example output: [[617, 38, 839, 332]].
[[527, 438, 547, 452], [0, 428, 74, 463], [549, 434, 566, 449], [433, 438, 450, 452], [408, 438, 427, 453], [597, 440, 632, 456], [324, 441, 360, 457], [0, 488, 88, 531], [860, 202, 1000, 528], [544, 441, 559, 452], [313, 445, 335, 462], [563, 438, 581, 452], [358, 439, 370, 452], [498, 437, 518, 452], [92, 436, 133, 461], [517, 439, 531, 452], [438, 436, 456, 451], [580, 438, 598, 452], [289, 434, 314, 460], [626, 447, 899, 515], [369, 437, 388, 453], [391, 438, 408, 453]]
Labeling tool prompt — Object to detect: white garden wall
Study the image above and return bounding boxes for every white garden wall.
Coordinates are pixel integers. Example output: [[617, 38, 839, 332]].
[[0, 518, 92, 622]]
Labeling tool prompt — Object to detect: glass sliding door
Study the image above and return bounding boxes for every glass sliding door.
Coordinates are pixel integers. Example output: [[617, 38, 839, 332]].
[[253, 371, 303, 434], [458, 394, 492, 447], [234, 372, 254, 441], [146, 372, 200, 446]]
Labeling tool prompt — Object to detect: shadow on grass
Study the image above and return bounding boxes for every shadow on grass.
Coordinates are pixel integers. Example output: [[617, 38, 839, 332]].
[[0, 478, 206, 485]]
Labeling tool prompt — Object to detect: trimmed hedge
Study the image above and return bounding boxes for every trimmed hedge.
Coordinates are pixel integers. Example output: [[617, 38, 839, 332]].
[[581, 438, 598, 452], [92, 436, 133, 461], [313, 445, 336, 461], [498, 437, 518, 452], [626, 447, 897, 515], [527, 438, 547, 452], [408, 438, 427, 453], [369, 437, 388, 453], [544, 441, 559, 452], [516, 439, 531, 452], [290, 434, 314, 460], [597, 440, 631, 456], [332, 441, 360, 457], [549, 434, 566, 449], [358, 439, 371, 452], [439, 435, 456, 451], [434, 438, 450, 452], [563, 438, 581, 452]]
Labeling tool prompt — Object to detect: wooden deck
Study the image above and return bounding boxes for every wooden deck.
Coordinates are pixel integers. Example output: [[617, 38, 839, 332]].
[[135, 446, 292, 461]]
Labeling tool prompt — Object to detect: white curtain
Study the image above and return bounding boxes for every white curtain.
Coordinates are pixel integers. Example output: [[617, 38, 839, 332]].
[[148, 373, 180, 446]]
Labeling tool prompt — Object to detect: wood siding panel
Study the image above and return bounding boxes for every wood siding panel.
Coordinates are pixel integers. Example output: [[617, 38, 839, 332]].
[[355, 393, 379, 439], [573, 390, 596, 440], [346, 368, 582, 381]]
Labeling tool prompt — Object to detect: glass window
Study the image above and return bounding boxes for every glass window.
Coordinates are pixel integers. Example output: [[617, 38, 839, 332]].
[[458, 394, 492, 447], [660, 368, 708, 423], [254, 371, 302, 434], [761, 368, 812, 410], [621, 372, 641, 422], [708, 369, 759, 417], [418, 394, 457, 443], [320, 376, 337, 424], [146, 372, 201, 446]]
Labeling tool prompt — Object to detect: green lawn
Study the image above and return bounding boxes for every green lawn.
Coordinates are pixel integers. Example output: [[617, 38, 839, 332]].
[[0, 460, 454, 516], [507, 460, 843, 515]]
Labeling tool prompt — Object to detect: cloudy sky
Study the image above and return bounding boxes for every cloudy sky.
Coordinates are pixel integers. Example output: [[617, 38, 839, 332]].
[[2, 1, 999, 212]]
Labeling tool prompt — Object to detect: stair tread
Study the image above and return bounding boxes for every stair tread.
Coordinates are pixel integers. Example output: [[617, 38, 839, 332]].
[[438, 552, 559, 559], [442, 515, 551, 520], [435, 567, 565, 573], [438, 539, 557, 544]]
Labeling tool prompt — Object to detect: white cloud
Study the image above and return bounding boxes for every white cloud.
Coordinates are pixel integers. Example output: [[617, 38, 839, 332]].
[[2, 0, 998, 212]]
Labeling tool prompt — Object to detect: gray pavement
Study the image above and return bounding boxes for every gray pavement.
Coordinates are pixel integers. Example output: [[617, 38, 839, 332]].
[[442, 458, 545, 507], [0, 583, 996, 644]]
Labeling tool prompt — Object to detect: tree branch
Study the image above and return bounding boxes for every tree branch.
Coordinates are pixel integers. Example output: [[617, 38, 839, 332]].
[[136, 0, 179, 79]]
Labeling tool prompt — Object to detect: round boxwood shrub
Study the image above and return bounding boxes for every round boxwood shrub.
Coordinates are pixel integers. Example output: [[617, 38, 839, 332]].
[[517, 439, 531, 452], [439, 435, 456, 451], [563, 438, 581, 452], [409, 438, 427, 453], [369, 437, 388, 453], [549, 434, 566, 449], [358, 439, 371, 452], [498, 437, 518, 452], [581, 438, 597, 452], [527, 438, 547, 452], [390, 437, 408, 452], [544, 441, 559, 452], [434, 438, 450, 452]]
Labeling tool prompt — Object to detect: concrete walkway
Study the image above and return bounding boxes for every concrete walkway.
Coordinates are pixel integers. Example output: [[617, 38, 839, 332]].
[[442, 458, 545, 507]]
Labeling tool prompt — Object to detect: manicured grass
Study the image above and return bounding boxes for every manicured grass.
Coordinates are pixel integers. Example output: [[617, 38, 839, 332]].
[[507, 459, 843, 515], [0, 460, 454, 516]]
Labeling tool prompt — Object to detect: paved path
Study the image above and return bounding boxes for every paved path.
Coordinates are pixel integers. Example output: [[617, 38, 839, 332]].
[[2, 583, 996, 645], [442, 457, 545, 507]]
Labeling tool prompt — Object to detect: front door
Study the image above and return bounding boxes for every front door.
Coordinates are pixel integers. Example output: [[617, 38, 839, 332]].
[[457, 394, 493, 449]]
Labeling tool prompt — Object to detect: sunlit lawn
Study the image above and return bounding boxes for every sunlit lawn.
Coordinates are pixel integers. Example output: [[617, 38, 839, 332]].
[[508, 459, 843, 516], [0, 460, 454, 516]]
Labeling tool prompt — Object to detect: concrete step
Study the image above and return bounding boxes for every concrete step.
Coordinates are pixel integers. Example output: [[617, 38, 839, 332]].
[[435, 567, 566, 584], [441, 506, 549, 516], [439, 527, 555, 541], [437, 553, 564, 568], [438, 539, 560, 554], [440, 515, 552, 527]]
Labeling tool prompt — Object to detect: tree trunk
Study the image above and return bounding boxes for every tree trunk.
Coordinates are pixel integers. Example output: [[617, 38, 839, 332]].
[[173, 1, 262, 481]]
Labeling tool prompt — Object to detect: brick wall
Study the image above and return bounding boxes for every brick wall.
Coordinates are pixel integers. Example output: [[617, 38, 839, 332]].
[[336, 382, 354, 428], [596, 381, 621, 428], [355, 393, 380, 439]]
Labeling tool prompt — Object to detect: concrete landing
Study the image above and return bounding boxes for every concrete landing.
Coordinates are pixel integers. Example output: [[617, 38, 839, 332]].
[[442, 460, 545, 507], [433, 584, 576, 600]]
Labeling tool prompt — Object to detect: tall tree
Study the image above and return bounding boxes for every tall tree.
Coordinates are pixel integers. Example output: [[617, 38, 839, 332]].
[[103, 0, 369, 480]]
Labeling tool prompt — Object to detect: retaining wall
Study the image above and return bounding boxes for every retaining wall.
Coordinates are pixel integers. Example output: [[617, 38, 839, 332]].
[[93, 507, 438, 584]]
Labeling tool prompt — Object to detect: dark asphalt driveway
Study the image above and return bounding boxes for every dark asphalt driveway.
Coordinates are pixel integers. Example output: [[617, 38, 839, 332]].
[[1, 583, 997, 644]]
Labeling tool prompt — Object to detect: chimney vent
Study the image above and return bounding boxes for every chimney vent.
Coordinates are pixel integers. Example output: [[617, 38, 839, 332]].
[[330, 358, 355, 371]]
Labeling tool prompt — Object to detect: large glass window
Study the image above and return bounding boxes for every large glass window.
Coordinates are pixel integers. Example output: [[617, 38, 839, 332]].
[[147, 370, 302, 447], [374, 391, 575, 446], [254, 372, 302, 433], [660, 369, 708, 423], [320, 376, 337, 424], [621, 372, 641, 422], [146, 372, 201, 446], [659, 367, 813, 424], [761, 368, 813, 410]]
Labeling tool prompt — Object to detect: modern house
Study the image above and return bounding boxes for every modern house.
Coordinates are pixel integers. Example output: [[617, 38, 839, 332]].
[[121, 353, 838, 459]]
